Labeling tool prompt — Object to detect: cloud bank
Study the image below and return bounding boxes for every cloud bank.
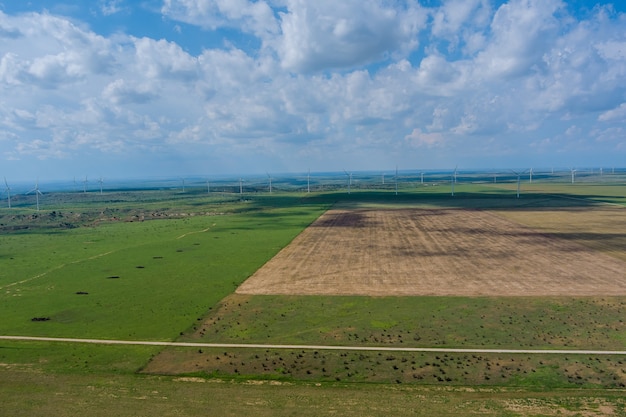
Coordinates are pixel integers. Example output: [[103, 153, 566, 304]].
[[0, 1, 625, 179]]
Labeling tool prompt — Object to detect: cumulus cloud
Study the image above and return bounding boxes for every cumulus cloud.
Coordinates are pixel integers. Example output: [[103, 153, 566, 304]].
[[161, 0, 279, 39], [0, 2, 625, 178], [475, 0, 564, 79], [599, 103, 626, 122], [275, 0, 426, 72]]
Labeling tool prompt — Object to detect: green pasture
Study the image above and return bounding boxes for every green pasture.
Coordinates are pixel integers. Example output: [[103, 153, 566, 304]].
[[159, 295, 625, 388], [3, 369, 625, 417], [0, 201, 328, 341], [1, 182, 626, 415]]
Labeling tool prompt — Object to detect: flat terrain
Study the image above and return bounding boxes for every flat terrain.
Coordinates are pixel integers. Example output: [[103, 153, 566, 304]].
[[237, 207, 626, 296]]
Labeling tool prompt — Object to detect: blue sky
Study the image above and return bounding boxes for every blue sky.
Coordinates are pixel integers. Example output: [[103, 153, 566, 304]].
[[0, 0, 625, 181]]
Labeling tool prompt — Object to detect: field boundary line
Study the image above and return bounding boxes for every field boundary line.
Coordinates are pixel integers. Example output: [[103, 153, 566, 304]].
[[0, 251, 115, 291], [177, 227, 211, 239], [1, 336, 626, 355]]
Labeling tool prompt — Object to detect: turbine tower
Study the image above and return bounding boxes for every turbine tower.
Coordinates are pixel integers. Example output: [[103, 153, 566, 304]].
[[27, 180, 43, 211], [3, 177, 11, 208], [83, 176, 88, 193], [511, 169, 527, 198], [395, 166, 398, 195], [451, 166, 457, 196], [307, 169, 310, 193], [529, 168, 533, 183], [343, 170, 352, 194], [206, 178, 210, 194], [570, 168, 577, 184], [239, 178, 243, 195], [98, 177, 104, 195], [267, 172, 272, 194]]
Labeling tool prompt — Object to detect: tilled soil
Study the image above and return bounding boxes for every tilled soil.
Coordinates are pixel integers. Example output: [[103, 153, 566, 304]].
[[236, 208, 626, 296]]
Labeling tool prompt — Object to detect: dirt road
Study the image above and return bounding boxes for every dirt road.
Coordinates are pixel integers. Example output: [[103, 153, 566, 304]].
[[1, 335, 625, 355]]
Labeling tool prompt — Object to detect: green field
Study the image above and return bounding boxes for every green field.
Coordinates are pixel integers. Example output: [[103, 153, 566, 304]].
[[1, 181, 626, 416]]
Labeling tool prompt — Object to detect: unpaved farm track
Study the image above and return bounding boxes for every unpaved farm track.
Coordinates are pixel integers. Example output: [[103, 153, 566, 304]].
[[237, 208, 626, 296]]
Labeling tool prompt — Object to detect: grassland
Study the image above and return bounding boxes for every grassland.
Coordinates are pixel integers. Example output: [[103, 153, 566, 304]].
[[1, 181, 626, 416]]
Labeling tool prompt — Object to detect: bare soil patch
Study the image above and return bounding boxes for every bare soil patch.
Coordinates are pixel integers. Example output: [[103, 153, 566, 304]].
[[236, 208, 626, 296]]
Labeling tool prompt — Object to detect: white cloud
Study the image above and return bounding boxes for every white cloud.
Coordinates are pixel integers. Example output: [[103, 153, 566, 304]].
[[275, 0, 426, 72], [1, 2, 626, 178], [599, 103, 626, 122], [405, 128, 446, 148], [475, 0, 564, 79], [161, 0, 279, 39], [133, 37, 199, 81], [99, 0, 124, 16], [103, 79, 159, 104]]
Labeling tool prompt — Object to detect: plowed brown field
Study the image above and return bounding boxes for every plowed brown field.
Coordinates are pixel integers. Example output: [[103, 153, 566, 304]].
[[236, 208, 626, 296]]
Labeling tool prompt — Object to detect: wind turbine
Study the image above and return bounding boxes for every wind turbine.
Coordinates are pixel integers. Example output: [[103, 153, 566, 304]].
[[420, 172, 424, 185], [510, 169, 527, 198], [451, 166, 457, 196], [307, 169, 310, 193], [570, 168, 577, 184], [3, 177, 11, 208], [206, 178, 210, 194], [98, 177, 104, 195], [343, 170, 352, 194], [266, 172, 273, 194], [382, 172, 385, 185], [529, 168, 533, 183], [181, 177, 186, 193], [83, 176, 88, 193], [239, 178, 243, 195], [26, 180, 43, 211], [395, 166, 398, 195]]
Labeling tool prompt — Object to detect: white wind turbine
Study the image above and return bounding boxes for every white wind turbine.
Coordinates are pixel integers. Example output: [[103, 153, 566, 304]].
[[510, 169, 527, 198], [395, 166, 398, 195], [239, 178, 243, 195], [343, 170, 352, 194], [27, 180, 43, 211], [98, 177, 104, 195], [266, 172, 273, 194], [206, 178, 210, 194], [529, 168, 533, 183], [4, 177, 11, 208], [570, 168, 577, 184], [451, 166, 457, 196], [382, 172, 385, 185], [420, 171, 424, 185], [83, 175, 88, 193], [307, 169, 311, 193]]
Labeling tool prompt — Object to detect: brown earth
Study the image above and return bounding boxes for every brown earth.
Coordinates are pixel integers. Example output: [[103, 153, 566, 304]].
[[236, 208, 626, 296]]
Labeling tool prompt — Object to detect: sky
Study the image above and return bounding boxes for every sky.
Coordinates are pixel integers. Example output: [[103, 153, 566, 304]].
[[0, 0, 625, 182]]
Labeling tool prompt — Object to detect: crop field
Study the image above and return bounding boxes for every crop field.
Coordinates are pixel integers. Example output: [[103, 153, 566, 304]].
[[1, 181, 626, 416], [236, 206, 626, 296]]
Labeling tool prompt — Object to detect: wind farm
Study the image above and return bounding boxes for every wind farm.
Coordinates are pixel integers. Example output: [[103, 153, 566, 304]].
[[1, 167, 626, 417]]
